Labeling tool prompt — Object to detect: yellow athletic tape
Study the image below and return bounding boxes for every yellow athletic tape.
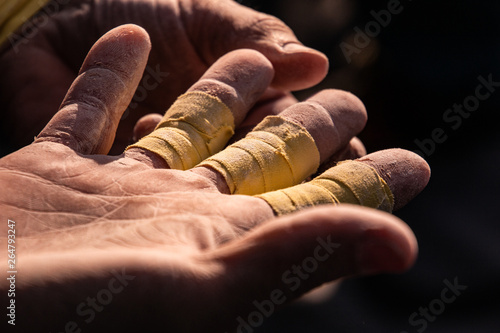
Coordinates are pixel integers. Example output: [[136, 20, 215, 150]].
[[255, 160, 394, 215], [198, 116, 321, 195], [126, 91, 235, 170], [0, 0, 50, 46]]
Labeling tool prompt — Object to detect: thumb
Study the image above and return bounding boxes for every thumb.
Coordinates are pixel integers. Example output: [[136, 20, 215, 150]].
[[208, 205, 417, 330], [36, 24, 151, 155], [184, 0, 329, 91]]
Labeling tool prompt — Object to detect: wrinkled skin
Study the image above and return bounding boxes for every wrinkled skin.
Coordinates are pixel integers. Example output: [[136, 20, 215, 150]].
[[0, 25, 430, 332], [0, 0, 329, 153]]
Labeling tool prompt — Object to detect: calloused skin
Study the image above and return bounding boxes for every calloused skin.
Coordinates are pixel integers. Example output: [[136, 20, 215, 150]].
[[0, 0, 329, 154], [0, 25, 430, 332]]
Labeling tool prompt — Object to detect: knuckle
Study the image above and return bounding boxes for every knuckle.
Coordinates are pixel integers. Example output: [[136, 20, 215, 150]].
[[249, 14, 295, 44]]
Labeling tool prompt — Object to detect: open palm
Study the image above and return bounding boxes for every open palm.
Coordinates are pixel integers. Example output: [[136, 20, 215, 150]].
[[0, 25, 429, 332]]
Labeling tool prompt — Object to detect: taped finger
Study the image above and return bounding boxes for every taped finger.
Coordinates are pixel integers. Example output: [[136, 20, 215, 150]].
[[256, 160, 394, 216], [125, 49, 274, 169], [255, 149, 431, 215], [198, 115, 321, 195], [127, 91, 235, 169], [193, 89, 367, 195]]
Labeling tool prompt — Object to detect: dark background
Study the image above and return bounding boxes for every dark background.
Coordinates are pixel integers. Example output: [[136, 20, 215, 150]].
[[240, 0, 500, 332]]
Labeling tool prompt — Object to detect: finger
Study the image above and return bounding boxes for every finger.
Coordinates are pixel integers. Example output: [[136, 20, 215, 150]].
[[332, 137, 367, 161], [132, 113, 163, 142], [234, 94, 365, 157], [35, 24, 151, 155], [193, 89, 367, 195], [257, 149, 431, 215], [208, 205, 417, 330], [126, 49, 274, 169], [184, 0, 329, 91], [312, 137, 367, 178], [357, 148, 431, 210], [240, 89, 298, 128], [230, 89, 298, 143], [281, 90, 367, 162]]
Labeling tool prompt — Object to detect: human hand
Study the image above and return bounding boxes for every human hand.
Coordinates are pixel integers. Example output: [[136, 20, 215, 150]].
[[0, 25, 429, 332], [0, 0, 328, 154]]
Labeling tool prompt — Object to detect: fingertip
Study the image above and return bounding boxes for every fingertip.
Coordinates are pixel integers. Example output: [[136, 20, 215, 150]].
[[111, 24, 151, 50], [81, 24, 151, 78], [306, 205, 418, 275], [348, 137, 367, 158], [188, 49, 275, 124], [309, 89, 368, 136], [132, 113, 163, 142], [353, 208, 419, 274], [230, 48, 275, 70], [357, 149, 431, 210]]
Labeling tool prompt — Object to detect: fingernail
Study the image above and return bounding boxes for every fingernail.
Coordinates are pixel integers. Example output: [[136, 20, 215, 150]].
[[357, 240, 408, 275], [283, 42, 316, 53]]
